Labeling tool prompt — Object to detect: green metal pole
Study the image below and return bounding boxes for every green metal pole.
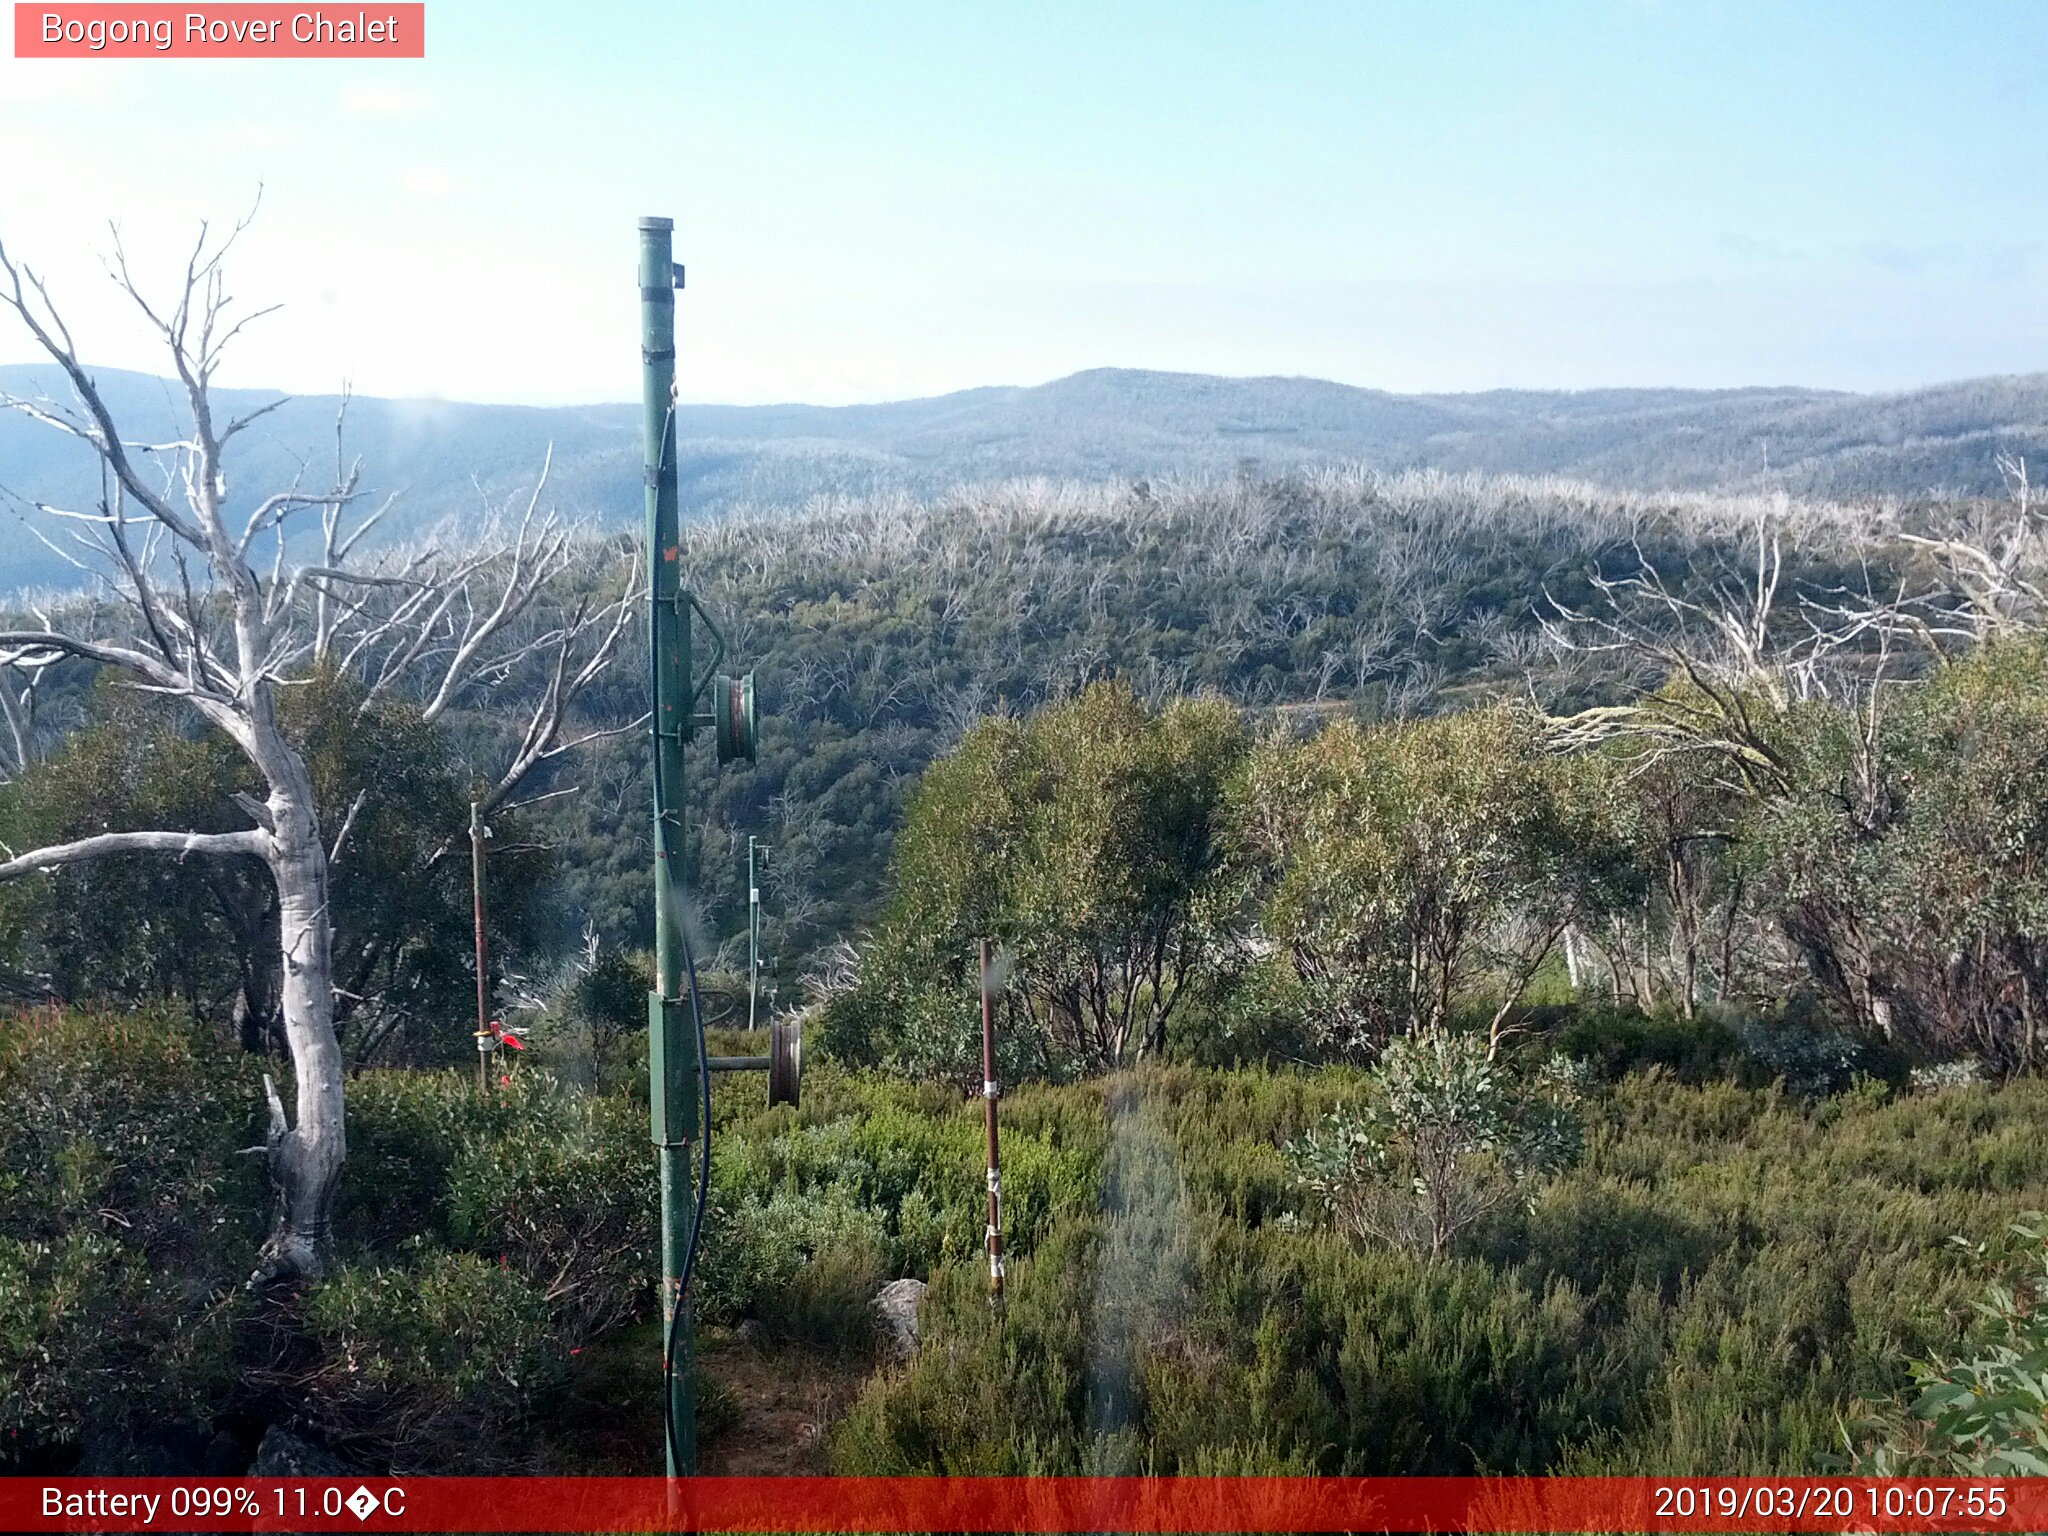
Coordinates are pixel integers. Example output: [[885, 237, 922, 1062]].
[[640, 214, 697, 1477]]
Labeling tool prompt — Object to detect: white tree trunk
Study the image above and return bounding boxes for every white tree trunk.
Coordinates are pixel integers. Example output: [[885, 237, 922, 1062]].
[[253, 762, 346, 1282]]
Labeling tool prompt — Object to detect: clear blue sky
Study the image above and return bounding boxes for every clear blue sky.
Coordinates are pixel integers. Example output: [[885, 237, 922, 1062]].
[[0, 1, 2042, 404]]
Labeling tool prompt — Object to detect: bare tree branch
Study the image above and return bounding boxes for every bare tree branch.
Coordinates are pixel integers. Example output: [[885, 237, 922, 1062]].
[[0, 827, 267, 880]]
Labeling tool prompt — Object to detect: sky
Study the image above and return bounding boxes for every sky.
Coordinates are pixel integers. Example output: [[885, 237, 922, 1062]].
[[0, 1, 2043, 406]]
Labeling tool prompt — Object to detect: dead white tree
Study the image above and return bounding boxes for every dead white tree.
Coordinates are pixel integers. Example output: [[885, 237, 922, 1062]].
[[0, 651, 58, 781], [1892, 452, 2047, 643], [1535, 492, 2043, 1037], [0, 217, 638, 1283], [1538, 516, 1871, 794]]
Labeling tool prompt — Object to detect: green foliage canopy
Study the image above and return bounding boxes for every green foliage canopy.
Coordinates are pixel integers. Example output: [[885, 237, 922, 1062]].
[[1226, 706, 1627, 1053], [827, 682, 1247, 1082], [0, 671, 547, 1065]]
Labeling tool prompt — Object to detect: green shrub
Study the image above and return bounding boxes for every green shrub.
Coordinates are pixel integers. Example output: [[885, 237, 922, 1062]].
[[0, 1232, 240, 1468], [1547, 1005, 1743, 1082], [0, 1025, 667, 1473], [1549, 1001, 1911, 1098], [1736, 1006, 1883, 1097], [0, 1009, 258, 1469], [764, 1234, 889, 1355], [295, 1251, 566, 1470], [1846, 1214, 2048, 1475], [446, 1088, 654, 1343], [831, 1223, 1097, 1474], [834, 1209, 1615, 1476], [834, 1062, 2048, 1478], [1288, 1030, 1586, 1256], [694, 1068, 1100, 1331], [309, 1070, 660, 1464], [341, 1069, 657, 1329], [1164, 960, 1320, 1070], [336, 1068, 533, 1258], [697, 1185, 890, 1340], [0, 1007, 263, 1249]]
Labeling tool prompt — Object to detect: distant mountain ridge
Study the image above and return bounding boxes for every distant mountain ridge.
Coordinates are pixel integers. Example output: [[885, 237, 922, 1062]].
[[3, 363, 2045, 591]]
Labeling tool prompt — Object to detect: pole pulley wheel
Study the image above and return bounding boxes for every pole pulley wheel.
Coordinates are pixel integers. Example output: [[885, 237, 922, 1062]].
[[768, 1017, 803, 1107], [714, 672, 758, 764]]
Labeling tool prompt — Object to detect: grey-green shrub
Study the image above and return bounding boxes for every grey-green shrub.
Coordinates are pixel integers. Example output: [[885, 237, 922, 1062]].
[[1288, 1029, 1586, 1256], [1847, 1214, 2048, 1475]]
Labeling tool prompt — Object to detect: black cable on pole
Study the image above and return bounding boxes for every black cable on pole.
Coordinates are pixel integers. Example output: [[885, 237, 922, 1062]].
[[649, 471, 714, 1476], [660, 910, 711, 1475]]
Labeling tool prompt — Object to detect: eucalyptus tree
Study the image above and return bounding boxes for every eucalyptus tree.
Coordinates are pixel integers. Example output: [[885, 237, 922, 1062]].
[[0, 219, 636, 1281], [830, 681, 1247, 1080], [1230, 705, 1622, 1057]]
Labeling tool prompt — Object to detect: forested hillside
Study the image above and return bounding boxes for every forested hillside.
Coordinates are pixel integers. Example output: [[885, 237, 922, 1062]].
[[5, 362, 2045, 591], [0, 464, 1969, 1022], [519, 468, 1913, 987]]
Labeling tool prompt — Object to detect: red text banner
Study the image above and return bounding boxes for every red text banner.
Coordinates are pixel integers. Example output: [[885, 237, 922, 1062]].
[[6, 1476, 2043, 1533]]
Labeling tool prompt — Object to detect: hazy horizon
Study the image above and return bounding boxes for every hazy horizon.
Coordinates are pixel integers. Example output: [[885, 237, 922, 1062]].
[[3, 357, 2038, 416], [2, 2, 2042, 408]]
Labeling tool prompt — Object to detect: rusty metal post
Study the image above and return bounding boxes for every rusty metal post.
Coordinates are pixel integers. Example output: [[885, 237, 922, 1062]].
[[980, 938, 1005, 1309]]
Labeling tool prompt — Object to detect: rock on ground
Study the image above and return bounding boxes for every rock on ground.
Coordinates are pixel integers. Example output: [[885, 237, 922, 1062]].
[[254, 1425, 352, 1476], [873, 1277, 928, 1360]]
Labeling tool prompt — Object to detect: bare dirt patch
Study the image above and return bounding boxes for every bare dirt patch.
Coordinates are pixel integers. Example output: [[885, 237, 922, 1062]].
[[698, 1327, 876, 1475]]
